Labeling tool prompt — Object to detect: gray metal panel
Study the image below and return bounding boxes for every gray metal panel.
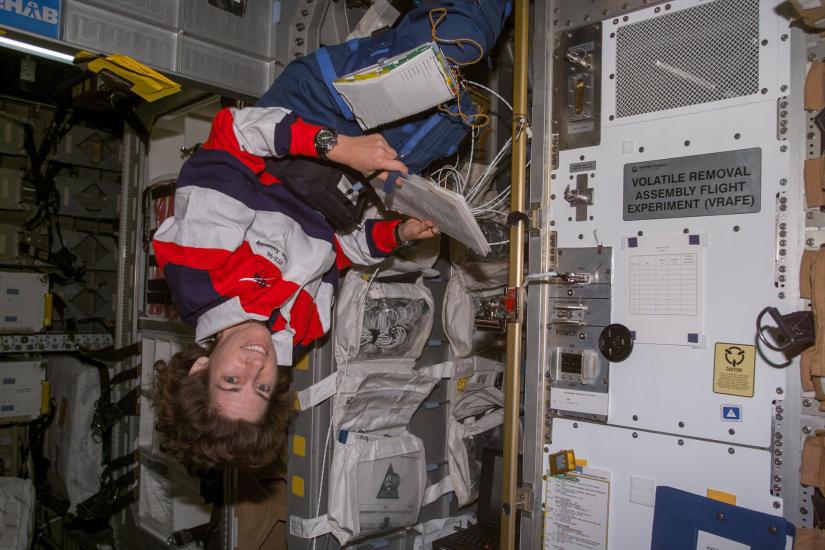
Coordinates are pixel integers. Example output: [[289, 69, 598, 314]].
[[181, 0, 275, 58], [180, 36, 270, 97], [522, 0, 556, 547], [63, 0, 179, 71], [77, 0, 181, 29]]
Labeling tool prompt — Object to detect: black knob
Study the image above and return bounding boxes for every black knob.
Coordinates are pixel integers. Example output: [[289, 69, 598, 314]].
[[599, 324, 633, 362]]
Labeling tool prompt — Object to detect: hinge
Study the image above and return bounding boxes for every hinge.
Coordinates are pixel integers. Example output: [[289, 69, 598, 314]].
[[528, 202, 543, 236], [516, 483, 534, 515]]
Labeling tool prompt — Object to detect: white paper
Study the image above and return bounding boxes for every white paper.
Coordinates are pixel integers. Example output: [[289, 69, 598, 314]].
[[383, 173, 491, 255], [695, 531, 750, 550], [545, 467, 611, 550], [549, 388, 608, 416], [333, 43, 455, 130], [625, 234, 704, 345], [628, 475, 656, 507]]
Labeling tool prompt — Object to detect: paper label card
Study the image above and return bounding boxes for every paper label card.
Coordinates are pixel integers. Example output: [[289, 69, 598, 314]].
[[695, 530, 750, 550]]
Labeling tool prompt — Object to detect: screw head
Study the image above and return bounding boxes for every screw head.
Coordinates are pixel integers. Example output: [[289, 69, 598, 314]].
[[678, 421, 685, 428], [773, 501, 781, 509], [804, 426, 813, 434], [632, 432, 638, 438], [776, 387, 784, 394], [728, 447, 735, 454], [778, 292, 785, 299], [781, 34, 788, 41], [808, 212, 816, 220], [780, 145, 788, 152], [728, 428, 735, 435], [678, 439, 684, 446], [716, 512, 725, 521], [781, 85, 788, 92]]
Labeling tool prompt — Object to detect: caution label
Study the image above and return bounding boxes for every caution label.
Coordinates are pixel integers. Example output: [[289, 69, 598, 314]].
[[713, 343, 756, 397], [623, 148, 761, 220]]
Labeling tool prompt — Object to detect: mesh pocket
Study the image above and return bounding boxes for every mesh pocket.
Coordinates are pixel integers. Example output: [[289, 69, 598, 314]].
[[357, 298, 430, 360]]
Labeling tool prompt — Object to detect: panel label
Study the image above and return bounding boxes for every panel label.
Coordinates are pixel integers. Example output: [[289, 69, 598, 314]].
[[569, 160, 597, 173], [713, 343, 756, 397], [720, 405, 742, 422], [623, 148, 761, 220], [696, 530, 750, 550]]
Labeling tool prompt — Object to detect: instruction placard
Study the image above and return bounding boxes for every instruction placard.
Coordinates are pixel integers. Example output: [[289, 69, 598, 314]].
[[713, 343, 756, 397], [623, 148, 761, 220], [544, 467, 610, 550]]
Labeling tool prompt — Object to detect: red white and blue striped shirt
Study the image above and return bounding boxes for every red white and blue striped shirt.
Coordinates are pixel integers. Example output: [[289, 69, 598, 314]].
[[152, 107, 401, 365]]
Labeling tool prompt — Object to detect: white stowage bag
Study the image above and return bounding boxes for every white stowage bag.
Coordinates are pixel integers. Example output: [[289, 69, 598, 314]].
[[44, 356, 102, 513], [450, 355, 505, 421], [443, 276, 506, 358], [333, 371, 439, 434], [335, 271, 434, 365], [327, 434, 427, 543], [447, 412, 504, 507], [0, 477, 35, 550]]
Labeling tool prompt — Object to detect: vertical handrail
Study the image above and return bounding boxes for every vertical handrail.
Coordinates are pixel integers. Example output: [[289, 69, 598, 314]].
[[500, 0, 530, 548]]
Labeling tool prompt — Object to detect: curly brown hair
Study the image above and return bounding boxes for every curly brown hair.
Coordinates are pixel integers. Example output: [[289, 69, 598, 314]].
[[152, 345, 295, 470]]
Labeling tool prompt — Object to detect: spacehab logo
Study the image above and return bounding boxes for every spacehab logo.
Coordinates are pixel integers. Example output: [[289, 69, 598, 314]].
[[0, 0, 58, 23]]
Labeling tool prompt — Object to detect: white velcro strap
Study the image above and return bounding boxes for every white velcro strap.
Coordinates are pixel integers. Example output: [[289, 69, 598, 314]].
[[297, 372, 339, 411], [465, 409, 505, 436], [422, 475, 454, 506], [289, 514, 331, 538], [417, 360, 454, 379]]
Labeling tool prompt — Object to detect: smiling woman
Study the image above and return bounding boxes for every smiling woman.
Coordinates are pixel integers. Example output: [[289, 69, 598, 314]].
[[153, 326, 295, 471]]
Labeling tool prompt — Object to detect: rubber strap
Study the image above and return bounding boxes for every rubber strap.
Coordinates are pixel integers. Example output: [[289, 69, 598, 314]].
[[315, 48, 355, 121]]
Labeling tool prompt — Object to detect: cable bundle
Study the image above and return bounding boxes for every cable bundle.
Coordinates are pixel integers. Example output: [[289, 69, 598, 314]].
[[359, 298, 429, 357]]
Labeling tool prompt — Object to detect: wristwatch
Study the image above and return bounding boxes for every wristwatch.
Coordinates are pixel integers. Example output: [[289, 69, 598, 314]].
[[394, 222, 411, 248], [314, 127, 338, 159]]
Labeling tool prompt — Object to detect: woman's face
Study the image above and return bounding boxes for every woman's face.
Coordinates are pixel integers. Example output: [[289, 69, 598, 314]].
[[189, 321, 278, 422]]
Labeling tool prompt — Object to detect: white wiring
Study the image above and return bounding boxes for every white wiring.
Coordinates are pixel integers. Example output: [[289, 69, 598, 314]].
[[359, 298, 426, 356], [463, 79, 514, 113], [311, 423, 333, 550]]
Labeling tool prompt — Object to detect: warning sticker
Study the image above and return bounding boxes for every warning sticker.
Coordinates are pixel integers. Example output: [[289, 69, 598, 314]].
[[623, 148, 761, 220], [713, 343, 756, 397]]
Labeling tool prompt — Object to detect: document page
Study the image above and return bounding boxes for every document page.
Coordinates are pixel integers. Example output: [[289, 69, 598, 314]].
[[382, 174, 491, 256], [545, 467, 611, 550]]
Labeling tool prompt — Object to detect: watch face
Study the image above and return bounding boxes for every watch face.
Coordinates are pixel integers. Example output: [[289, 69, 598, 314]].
[[316, 128, 338, 155]]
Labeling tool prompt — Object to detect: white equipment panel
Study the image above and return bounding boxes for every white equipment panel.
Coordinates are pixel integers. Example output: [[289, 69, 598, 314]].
[[544, 418, 781, 550], [549, 0, 794, 447]]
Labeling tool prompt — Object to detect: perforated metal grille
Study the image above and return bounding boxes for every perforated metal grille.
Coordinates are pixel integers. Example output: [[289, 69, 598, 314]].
[[615, 0, 760, 118]]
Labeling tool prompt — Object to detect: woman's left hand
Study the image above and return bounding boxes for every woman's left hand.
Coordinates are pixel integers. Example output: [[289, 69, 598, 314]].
[[398, 219, 440, 241]]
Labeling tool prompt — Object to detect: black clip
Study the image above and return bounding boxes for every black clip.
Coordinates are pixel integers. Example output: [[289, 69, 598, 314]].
[[756, 306, 816, 358]]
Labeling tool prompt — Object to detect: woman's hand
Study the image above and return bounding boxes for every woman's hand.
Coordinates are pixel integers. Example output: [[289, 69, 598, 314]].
[[326, 134, 408, 182], [398, 219, 440, 242]]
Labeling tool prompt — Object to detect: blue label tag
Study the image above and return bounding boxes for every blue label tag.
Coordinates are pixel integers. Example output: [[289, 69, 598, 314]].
[[721, 405, 742, 422], [0, 0, 61, 39]]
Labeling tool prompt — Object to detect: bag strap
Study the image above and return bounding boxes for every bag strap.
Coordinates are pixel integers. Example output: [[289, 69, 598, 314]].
[[417, 360, 454, 379], [422, 475, 454, 506], [315, 48, 355, 121], [289, 514, 332, 538], [297, 372, 339, 411]]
